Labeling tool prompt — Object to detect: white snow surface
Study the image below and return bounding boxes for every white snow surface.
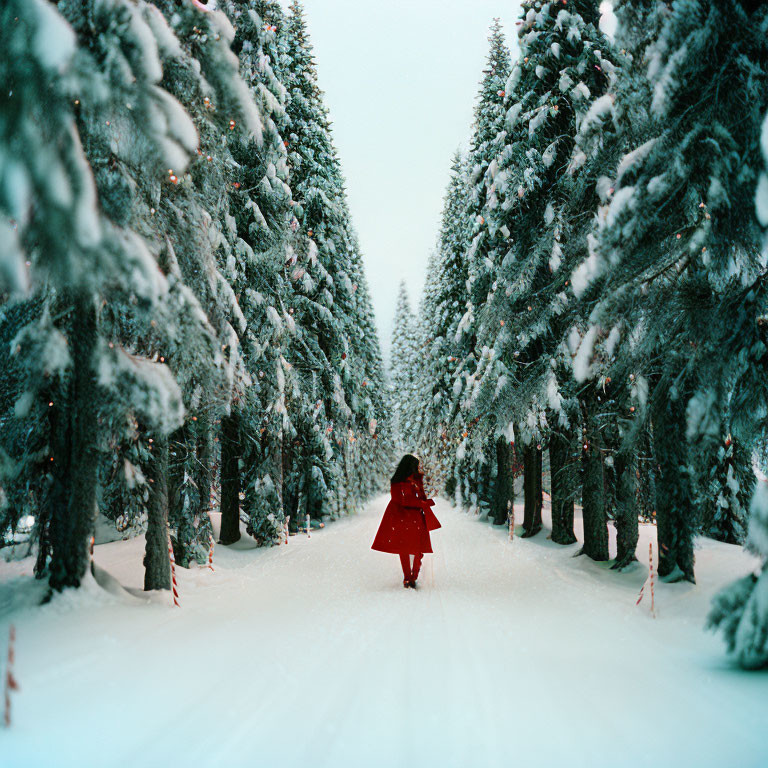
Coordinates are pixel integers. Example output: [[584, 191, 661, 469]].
[[1, 497, 766, 768]]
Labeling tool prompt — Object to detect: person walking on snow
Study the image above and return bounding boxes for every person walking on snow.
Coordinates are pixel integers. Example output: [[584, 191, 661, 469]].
[[372, 454, 441, 588]]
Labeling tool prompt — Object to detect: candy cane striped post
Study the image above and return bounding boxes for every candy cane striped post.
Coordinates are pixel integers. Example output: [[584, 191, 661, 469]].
[[636, 541, 656, 617], [190, 0, 215, 12], [507, 500, 514, 541], [284, 515, 290, 545], [305, 513, 310, 538], [168, 532, 180, 607], [207, 535, 215, 571], [4, 625, 19, 728]]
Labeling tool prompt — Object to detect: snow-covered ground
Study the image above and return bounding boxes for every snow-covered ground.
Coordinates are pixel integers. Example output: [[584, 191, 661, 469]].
[[1, 497, 766, 768]]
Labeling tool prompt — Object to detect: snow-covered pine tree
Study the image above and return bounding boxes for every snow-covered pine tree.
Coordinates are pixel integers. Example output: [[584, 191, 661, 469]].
[[475, 1, 618, 548], [708, 478, 768, 669], [345, 235, 392, 501], [389, 283, 420, 454], [154, 0, 268, 566], [211, 0, 295, 546], [705, 72, 768, 672], [451, 20, 512, 518], [55, 1, 216, 583], [283, 0, 385, 520], [413, 249, 441, 472], [561, 0, 671, 565], [418, 153, 500, 510], [0, 0, 186, 592], [699, 435, 753, 544], [575, 0, 768, 582]]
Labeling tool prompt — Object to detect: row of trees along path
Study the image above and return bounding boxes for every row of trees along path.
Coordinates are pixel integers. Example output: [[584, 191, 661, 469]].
[[389, 0, 768, 671], [0, 0, 393, 598]]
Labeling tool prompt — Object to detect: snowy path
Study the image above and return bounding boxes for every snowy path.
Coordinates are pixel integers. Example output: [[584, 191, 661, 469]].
[[1, 497, 766, 768]]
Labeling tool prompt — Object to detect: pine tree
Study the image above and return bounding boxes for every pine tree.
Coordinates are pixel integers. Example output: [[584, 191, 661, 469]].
[[474, 1, 618, 547], [416, 154, 473, 494], [346, 238, 392, 500], [709, 104, 768, 669], [0, 0, 188, 592], [389, 283, 420, 453], [57, 0, 224, 583], [574, 0, 768, 581], [561, 0, 669, 564], [699, 435, 753, 544], [212, 0, 295, 545], [450, 20, 512, 517], [282, 0, 387, 520], [708, 479, 768, 669]]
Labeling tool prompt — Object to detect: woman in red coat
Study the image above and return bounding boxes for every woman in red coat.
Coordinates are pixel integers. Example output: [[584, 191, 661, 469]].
[[372, 454, 441, 588]]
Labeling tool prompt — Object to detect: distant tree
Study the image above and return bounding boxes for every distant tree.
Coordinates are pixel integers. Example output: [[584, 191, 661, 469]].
[[389, 283, 420, 454]]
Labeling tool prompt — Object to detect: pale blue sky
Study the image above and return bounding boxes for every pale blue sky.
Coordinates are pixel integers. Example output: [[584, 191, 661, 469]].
[[281, 1, 615, 362], [282, 0, 522, 360]]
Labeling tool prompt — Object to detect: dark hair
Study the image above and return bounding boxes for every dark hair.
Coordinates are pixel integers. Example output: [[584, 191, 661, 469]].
[[391, 454, 420, 484]]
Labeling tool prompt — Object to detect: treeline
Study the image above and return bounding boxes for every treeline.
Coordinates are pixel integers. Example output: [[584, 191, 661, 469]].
[[0, 0, 391, 596], [393, 0, 768, 668]]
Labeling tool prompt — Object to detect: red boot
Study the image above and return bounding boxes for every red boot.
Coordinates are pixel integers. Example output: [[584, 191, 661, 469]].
[[410, 553, 424, 587], [399, 554, 412, 588]]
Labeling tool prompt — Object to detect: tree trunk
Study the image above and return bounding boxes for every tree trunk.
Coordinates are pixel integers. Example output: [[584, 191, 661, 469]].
[[550, 430, 577, 545], [219, 410, 241, 545], [490, 437, 514, 525], [580, 425, 609, 561], [48, 291, 99, 592], [613, 452, 639, 569], [144, 438, 171, 591], [653, 396, 696, 583], [276, 425, 285, 521], [522, 442, 542, 537]]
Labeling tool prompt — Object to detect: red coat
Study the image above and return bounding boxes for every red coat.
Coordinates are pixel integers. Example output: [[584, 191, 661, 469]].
[[372, 478, 441, 555]]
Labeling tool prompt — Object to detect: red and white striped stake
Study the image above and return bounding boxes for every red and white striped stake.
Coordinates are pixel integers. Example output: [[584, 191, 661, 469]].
[[284, 515, 290, 545], [507, 500, 515, 541], [636, 541, 656, 617], [305, 513, 310, 538], [4, 625, 19, 728], [168, 532, 180, 607], [207, 535, 215, 571]]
